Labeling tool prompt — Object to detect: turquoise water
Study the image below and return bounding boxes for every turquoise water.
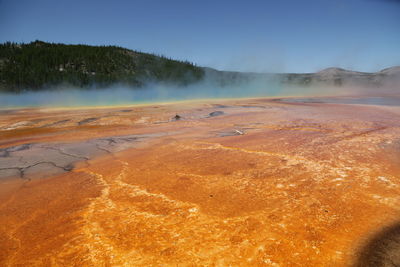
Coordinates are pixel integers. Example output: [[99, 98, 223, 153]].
[[0, 82, 297, 108], [1, 83, 398, 108]]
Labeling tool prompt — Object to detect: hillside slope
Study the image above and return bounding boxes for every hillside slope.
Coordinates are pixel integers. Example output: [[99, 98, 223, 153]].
[[0, 41, 204, 91]]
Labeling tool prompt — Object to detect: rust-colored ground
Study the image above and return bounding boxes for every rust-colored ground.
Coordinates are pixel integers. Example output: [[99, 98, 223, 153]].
[[0, 98, 399, 266]]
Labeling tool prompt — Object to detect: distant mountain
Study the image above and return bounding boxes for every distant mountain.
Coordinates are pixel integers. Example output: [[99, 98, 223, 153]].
[[379, 66, 400, 76], [315, 67, 368, 77], [0, 40, 398, 92], [208, 66, 400, 88], [0, 40, 204, 92], [277, 66, 400, 87]]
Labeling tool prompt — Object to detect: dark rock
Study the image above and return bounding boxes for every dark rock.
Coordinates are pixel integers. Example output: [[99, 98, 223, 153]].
[[172, 114, 182, 121], [63, 164, 74, 171], [78, 118, 98, 125], [208, 111, 224, 117]]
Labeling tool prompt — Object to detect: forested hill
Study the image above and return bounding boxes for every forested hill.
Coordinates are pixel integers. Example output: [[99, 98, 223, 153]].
[[0, 40, 204, 92], [1, 40, 399, 93]]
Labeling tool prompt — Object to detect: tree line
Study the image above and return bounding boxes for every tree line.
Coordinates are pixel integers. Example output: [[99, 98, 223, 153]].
[[0, 40, 204, 92]]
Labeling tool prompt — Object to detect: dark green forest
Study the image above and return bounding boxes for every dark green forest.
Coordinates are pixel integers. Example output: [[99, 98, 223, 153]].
[[1, 40, 393, 93], [0, 40, 205, 92]]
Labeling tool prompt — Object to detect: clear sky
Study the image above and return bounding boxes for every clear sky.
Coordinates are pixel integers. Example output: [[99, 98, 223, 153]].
[[0, 0, 399, 73]]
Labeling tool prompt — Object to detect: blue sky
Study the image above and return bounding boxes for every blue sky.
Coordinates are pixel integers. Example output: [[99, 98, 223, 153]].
[[0, 0, 399, 73]]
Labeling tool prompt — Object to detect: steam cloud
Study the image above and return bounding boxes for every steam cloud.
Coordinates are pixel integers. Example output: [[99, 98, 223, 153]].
[[0, 70, 399, 108]]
